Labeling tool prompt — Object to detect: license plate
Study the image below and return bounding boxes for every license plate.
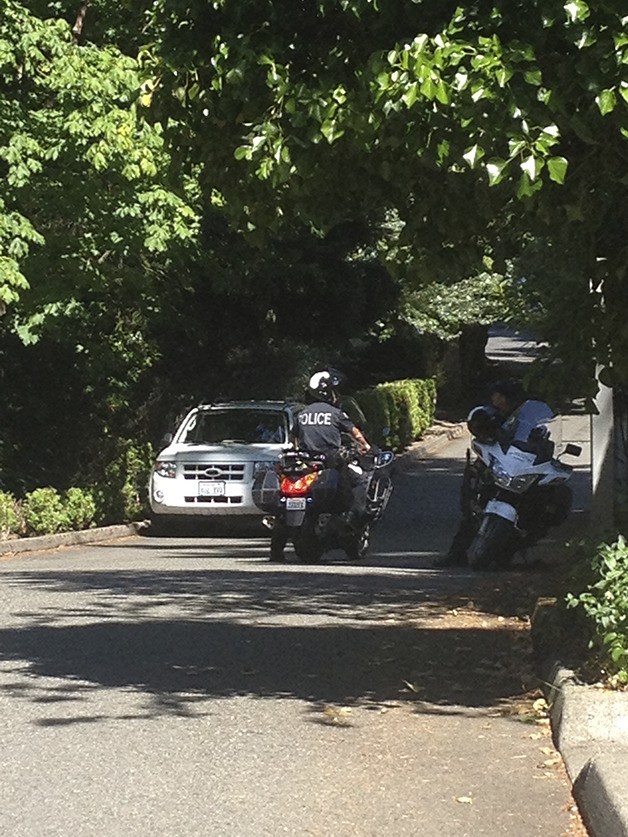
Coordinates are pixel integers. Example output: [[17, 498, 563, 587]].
[[199, 481, 225, 497], [286, 497, 306, 511]]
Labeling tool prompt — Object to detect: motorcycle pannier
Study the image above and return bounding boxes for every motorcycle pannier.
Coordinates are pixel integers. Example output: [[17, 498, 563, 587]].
[[311, 467, 340, 511], [252, 468, 281, 512]]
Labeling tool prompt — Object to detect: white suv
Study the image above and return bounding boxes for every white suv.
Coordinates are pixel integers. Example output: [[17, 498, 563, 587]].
[[149, 400, 301, 529]]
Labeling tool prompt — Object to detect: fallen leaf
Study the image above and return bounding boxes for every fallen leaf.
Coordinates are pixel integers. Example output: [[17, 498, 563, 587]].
[[456, 796, 473, 804], [533, 697, 548, 713], [321, 705, 353, 726], [539, 757, 562, 768]]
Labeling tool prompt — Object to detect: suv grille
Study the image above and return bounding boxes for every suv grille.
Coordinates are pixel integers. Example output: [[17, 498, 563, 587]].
[[182, 463, 246, 481]]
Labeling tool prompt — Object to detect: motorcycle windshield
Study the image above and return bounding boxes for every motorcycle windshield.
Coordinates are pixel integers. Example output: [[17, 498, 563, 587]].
[[512, 400, 554, 441], [512, 416, 563, 456], [544, 415, 563, 452]]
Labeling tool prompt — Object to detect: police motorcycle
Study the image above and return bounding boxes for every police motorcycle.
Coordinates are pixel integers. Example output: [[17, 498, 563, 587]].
[[252, 439, 394, 563], [462, 405, 581, 570]]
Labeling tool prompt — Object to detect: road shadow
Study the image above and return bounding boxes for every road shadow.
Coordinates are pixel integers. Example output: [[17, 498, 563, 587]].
[[0, 615, 534, 720], [0, 561, 567, 725]]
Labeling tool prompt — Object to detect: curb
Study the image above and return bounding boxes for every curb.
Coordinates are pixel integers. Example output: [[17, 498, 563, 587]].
[[532, 598, 628, 837], [398, 421, 467, 465], [0, 521, 148, 558]]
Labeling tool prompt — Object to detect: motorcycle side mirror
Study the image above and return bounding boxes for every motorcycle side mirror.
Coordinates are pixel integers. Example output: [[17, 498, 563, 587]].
[[563, 443, 582, 457], [375, 451, 394, 467]]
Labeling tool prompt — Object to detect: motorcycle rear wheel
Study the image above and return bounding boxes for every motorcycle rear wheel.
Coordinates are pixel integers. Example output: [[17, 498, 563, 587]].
[[468, 514, 515, 570], [292, 521, 325, 564]]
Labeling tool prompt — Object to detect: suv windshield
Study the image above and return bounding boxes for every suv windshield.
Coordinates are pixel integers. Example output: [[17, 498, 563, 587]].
[[181, 409, 289, 445]]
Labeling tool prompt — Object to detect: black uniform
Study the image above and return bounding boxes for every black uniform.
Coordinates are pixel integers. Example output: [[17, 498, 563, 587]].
[[297, 402, 355, 454], [297, 400, 367, 518]]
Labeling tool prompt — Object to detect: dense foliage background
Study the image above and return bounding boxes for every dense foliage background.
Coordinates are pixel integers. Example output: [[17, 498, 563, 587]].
[[1, 0, 626, 506]]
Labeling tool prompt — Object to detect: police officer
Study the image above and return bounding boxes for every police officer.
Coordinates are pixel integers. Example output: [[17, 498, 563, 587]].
[[298, 368, 371, 525], [433, 378, 555, 568], [298, 369, 371, 457], [488, 379, 554, 445], [268, 369, 371, 563]]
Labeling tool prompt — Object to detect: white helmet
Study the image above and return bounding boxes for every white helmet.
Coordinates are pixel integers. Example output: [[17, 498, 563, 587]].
[[307, 368, 344, 403]]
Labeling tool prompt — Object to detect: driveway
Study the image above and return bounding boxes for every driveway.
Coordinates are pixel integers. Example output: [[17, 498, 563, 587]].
[[0, 422, 589, 836]]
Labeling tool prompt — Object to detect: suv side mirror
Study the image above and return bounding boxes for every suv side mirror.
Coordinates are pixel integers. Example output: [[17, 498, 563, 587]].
[[160, 432, 173, 448]]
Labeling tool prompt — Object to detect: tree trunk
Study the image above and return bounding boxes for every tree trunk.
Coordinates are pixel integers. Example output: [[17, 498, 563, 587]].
[[458, 324, 489, 403]]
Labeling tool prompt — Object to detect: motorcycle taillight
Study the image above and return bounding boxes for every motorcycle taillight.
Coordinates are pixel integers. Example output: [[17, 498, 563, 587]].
[[280, 471, 319, 496]]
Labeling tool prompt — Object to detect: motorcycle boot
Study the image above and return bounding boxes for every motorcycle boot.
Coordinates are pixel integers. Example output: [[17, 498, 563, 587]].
[[269, 525, 288, 563]]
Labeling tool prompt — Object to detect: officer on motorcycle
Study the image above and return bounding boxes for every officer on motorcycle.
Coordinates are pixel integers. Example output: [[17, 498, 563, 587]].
[[298, 369, 371, 523], [433, 378, 555, 569], [267, 369, 372, 563], [488, 379, 554, 445]]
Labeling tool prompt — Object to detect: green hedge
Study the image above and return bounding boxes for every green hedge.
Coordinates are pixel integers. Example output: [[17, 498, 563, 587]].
[[0, 490, 20, 539], [0, 436, 154, 540], [354, 377, 437, 450]]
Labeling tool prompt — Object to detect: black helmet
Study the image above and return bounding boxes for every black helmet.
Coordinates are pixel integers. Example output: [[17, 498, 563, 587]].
[[488, 378, 525, 406], [307, 368, 345, 405], [467, 405, 501, 443]]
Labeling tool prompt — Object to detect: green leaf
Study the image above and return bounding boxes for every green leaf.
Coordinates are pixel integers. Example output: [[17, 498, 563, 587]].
[[564, 0, 590, 24], [596, 88, 617, 115], [516, 172, 542, 198], [520, 154, 543, 181], [486, 158, 508, 185], [547, 156, 568, 184], [463, 144, 485, 168], [420, 77, 436, 100], [321, 119, 344, 144], [402, 83, 418, 108], [434, 80, 450, 105], [524, 69, 542, 86]]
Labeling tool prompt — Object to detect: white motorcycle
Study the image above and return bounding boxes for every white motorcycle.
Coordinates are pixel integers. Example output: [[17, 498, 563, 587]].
[[461, 408, 582, 570]]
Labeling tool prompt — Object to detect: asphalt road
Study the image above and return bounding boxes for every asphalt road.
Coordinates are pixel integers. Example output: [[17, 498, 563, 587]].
[[0, 423, 590, 837]]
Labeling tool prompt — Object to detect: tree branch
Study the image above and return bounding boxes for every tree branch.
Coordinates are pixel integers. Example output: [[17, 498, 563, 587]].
[[72, 2, 89, 42]]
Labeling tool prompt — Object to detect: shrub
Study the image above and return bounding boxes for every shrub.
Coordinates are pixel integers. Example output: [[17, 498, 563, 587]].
[[354, 378, 436, 450], [22, 487, 67, 536], [0, 490, 21, 539], [566, 536, 628, 687], [63, 487, 97, 531], [92, 440, 153, 524]]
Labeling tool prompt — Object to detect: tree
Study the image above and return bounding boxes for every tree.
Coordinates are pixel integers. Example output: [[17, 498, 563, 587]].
[[136, 0, 627, 394], [2, 0, 627, 498], [0, 0, 199, 315]]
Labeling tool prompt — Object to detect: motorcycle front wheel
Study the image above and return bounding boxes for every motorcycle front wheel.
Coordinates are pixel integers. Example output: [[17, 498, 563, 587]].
[[344, 523, 371, 562], [468, 514, 515, 570]]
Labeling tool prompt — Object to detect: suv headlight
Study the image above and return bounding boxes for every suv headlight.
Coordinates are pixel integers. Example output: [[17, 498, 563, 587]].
[[154, 460, 176, 479]]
